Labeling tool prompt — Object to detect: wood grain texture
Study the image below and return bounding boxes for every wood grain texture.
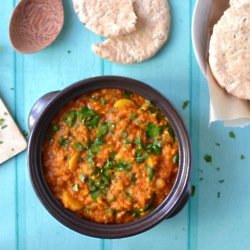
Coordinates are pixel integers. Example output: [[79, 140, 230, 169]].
[[9, 0, 64, 53], [1, 0, 250, 249]]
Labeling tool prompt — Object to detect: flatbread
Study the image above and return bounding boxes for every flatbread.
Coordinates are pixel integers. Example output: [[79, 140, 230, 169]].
[[72, 0, 137, 37], [230, 0, 249, 6], [209, 3, 250, 100], [92, 0, 171, 64]]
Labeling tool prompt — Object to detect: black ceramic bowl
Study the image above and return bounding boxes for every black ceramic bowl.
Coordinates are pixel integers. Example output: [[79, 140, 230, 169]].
[[28, 76, 191, 239]]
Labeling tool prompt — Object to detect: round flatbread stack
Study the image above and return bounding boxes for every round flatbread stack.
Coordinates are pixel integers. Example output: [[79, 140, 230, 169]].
[[92, 0, 171, 64], [72, 0, 137, 37], [209, 2, 250, 100]]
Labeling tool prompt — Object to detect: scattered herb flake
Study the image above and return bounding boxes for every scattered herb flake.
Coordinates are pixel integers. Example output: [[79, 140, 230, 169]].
[[73, 142, 85, 152], [182, 100, 190, 110], [130, 173, 136, 184], [219, 179, 224, 183], [11, 148, 15, 151], [217, 192, 221, 198], [100, 97, 107, 105], [191, 185, 196, 197], [146, 123, 162, 138], [0, 118, 4, 125], [229, 131, 236, 139], [204, 154, 212, 163], [97, 123, 108, 138], [1, 125, 7, 129], [0, 141, 3, 144], [51, 124, 59, 132], [59, 137, 70, 147], [78, 107, 100, 128], [67, 50, 71, 54], [64, 110, 77, 127], [198, 168, 204, 173], [215, 143, 220, 146], [146, 140, 162, 155], [172, 152, 179, 165], [240, 154, 245, 160], [4, 112, 8, 116], [123, 91, 132, 99], [199, 177, 204, 181], [216, 167, 220, 171]]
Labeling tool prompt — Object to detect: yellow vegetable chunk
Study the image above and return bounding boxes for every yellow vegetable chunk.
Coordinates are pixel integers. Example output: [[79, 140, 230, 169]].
[[113, 99, 136, 109], [68, 152, 80, 171], [61, 191, 83, 211]]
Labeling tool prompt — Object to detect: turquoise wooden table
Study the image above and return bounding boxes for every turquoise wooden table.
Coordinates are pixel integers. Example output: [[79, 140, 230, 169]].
[[1, 1, 250, 249]]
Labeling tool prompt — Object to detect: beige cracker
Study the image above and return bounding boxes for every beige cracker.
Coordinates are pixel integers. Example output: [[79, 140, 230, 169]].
[[92, 0, 171, 64], [209, 2, 250, 100], [72, 0, 137, 37], [0, 99, 27, 164]]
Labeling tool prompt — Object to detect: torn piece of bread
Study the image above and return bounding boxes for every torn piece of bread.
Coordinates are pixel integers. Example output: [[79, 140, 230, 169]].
[[72, 0, 137, 37], [209, 2, 250, 99], [0, 99, 27, 164], [230, 0, 249, 7], [92, 0, 171, 64]]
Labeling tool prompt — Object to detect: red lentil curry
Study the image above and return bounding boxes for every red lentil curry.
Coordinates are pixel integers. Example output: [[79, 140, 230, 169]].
[[42, 89, 179, 224]]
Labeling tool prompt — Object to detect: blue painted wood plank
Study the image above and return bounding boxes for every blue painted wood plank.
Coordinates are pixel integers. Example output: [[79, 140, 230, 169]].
[[0, 2, 20, 250]]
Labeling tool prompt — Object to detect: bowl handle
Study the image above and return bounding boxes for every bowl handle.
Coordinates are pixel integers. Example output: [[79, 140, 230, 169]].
[[166, 183, 191, 219], [28, 91, 59, 132]]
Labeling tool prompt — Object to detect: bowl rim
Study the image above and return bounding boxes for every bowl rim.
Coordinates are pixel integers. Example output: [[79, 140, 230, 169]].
[[192, 0, 212, 76], [28, 76, 192, 238]]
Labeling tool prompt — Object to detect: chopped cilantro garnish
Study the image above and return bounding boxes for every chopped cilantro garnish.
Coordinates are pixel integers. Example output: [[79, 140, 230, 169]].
[[77, 107, 100, 128], [219, 179, 224, 183], [59, 137, 70, 147], [117, 161, 130, 172], [73, 142, 85, 152], [1, 125, 7, 129], [229, 131, 236, 139], [0, 141, 3, 144], [145, 123, 162, 138], [204, 154, 212, 163], [135, 150, 148, 163], [100, 98, 107, 105], [130, 173, 136, 184], [173, 152, 179, 165], [215, 143, 220, 146], [51, 124, 59, 132], [164, 124, 175, 140], [182, 100, 190, 110], [64, 110, 77, 127], [91, 190, 100, 201], [90, 137, 104, 154], [0, 118, 4, 126], [240, 154, 245, 160], [217, 192, 221, 198], [146, 140, 162, 155], [146, 166, 155, 181], [97, 123, 108, 138], [123, 91, 132, 99]]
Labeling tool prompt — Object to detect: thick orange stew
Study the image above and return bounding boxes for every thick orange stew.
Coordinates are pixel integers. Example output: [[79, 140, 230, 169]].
[[42, 89, 179, 224]]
